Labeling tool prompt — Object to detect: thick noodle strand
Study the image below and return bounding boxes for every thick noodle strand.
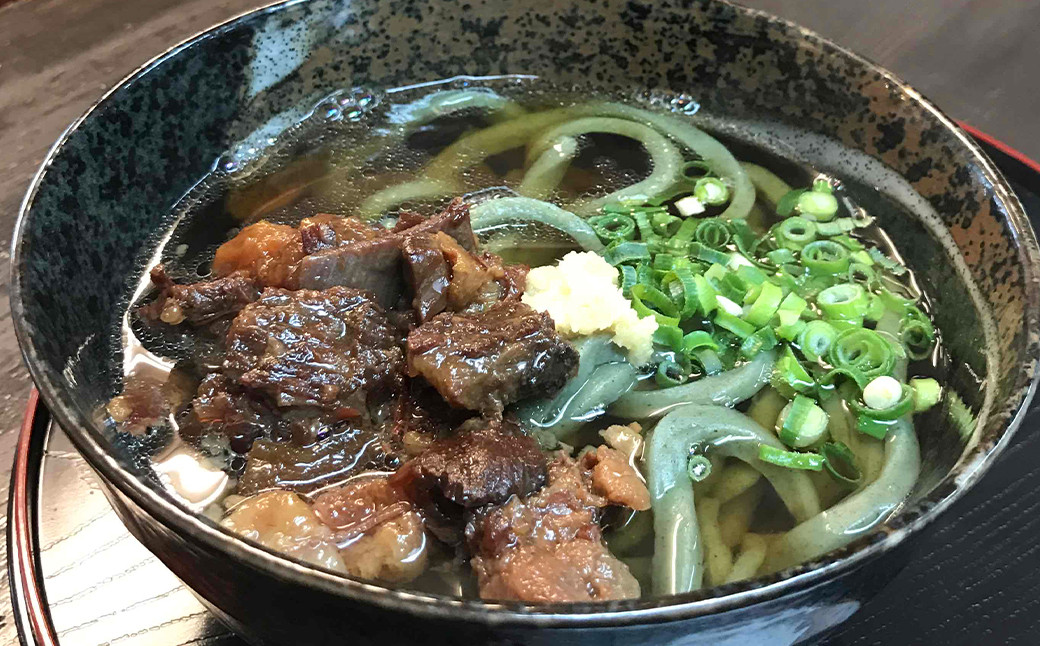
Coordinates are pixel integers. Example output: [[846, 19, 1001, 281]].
[[610, 349, 776, 419], [763, 416, 920, 573], [470, 196, 605, 253], [644, 404, 821, 594], [523, 117, 684, 214]]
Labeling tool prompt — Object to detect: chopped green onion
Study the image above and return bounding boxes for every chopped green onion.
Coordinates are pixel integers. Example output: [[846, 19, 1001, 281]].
[[856, 415, 897, 439], [828, 328, 895, 384], [653, 324, 684, 351], [694, 218, 732, 248], [797, 190, 839, 221], [832, 234, 865, 251], [673, 217, 700, 243], [631, 284, 680, 326], [775, 312, 806, 341], [798, 320, 838, 362], [758, 444, 825, 471], [815, 219, 858, 236], [852, 380, 914, 420], [633, 210, 657, 241], [690, 242, 732, 266], [736, 264, 769, 287], [589, 213, 637, 243], [653, 253, 677, 271], [604, 241, 651, 266], [802, 240, 851, 276], [816, 283, 869, 320], [652, 213, 682, 237], [692, 275, 719, 315], [656, 359, 690, 387], [777, 394, 830, 448], [772, 346, 815, 398], [715, 310, 756, 339], [847, 262, 876, 286], [687, 454, 713, 483], [775, 292, 808, 340], [776, 188, 808, 218], [620, 264, 637, 297], [694, 177, 730, 205], [682, 330, 718, 353], [767, 248, 797, 265], [911, 377, 942, 412], [821, 442, 861, 485], [869, 247, 907, 276], [901, 306, 936, 359], [740, 326, 778, 359], [675, 195, 706, 217], [692, 347, 724, 375], [745, 281, 783, 327], [865, 295, 885, 321], [812, 178, 833, 194], [777, 216, 818, 249], [660, 266, 698, 318]]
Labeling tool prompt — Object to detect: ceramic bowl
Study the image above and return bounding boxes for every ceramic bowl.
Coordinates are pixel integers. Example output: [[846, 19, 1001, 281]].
[[11, 1, 1040, 644]]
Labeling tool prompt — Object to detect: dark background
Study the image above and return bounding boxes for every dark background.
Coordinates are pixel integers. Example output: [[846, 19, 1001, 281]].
[[1, 1, 1038, 643]]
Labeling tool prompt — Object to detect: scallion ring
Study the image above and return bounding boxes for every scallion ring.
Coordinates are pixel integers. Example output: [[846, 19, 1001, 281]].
[[589, 213, 637, 243], [758, 445, 825, 471]]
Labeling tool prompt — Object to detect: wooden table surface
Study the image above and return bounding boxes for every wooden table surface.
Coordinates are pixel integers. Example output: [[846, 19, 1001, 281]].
[[1, 0, 1038, 643]]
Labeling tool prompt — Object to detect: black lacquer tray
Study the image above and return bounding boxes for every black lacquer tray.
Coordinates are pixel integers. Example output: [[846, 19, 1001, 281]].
[[9, 130, 1040, 646]]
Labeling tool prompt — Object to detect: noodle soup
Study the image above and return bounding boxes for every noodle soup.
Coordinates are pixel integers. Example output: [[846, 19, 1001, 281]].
[[106, 78, 946, 601]]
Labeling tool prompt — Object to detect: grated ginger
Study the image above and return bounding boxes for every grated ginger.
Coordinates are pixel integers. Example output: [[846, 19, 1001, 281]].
[[522, 251, 658, 364]]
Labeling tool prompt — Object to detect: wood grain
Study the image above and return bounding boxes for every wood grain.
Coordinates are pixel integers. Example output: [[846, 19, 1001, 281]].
[[0, 1, 1037, 643]]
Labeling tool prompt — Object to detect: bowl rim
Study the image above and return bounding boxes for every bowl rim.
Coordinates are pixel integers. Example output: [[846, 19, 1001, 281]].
[[10, 0, 1040, 627]]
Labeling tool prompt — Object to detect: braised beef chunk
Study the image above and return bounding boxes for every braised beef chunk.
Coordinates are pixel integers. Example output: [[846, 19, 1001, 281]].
[[406, 300, 578, 413], [298, 236, 406, 307], [212, 220, 305, 289], [465, 452, 642, 602], [485, 254, 528, 303], [391, 380, 473, 456], [397, 416, 547, 509], [184, 374, 275, 454], [399, 198, 478, 251], [402, 230, 524, 322], [298, 198, 479, 308], [224, 286, 403, 411], [401, 234, 451, 322], [141, 265, 260, 325], [238, 425, 397, 496]]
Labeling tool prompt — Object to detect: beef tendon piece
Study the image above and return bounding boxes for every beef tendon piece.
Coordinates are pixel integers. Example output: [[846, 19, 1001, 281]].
[[312, 474, 428, 583], [224, 286, 403, 410], [397, 416, 547, 509], [238, 426, 397, 496], [212, 220, 305, 289], [406, 300, 578, 413], [222, 490, 346, 572], [581, 446, 651, 512], [402, 230, 526, 323], [466, 452, 644, 603], [141, 265, 260, 326]]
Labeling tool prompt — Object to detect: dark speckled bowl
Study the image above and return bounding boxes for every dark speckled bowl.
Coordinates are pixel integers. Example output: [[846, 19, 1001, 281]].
[[11, 1, 1040, 644]]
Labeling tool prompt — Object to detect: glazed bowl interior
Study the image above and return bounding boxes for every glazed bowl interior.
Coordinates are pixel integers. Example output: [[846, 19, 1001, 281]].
[[12, 0, 1039, 615]]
